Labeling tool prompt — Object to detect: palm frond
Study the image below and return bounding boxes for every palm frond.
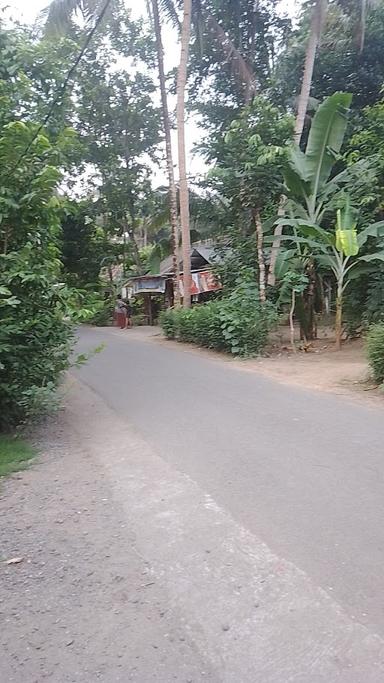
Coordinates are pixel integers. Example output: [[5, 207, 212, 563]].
[[41, 0, 84, 35], [158, 0, 180, 29], [41, 0, 102, 36], [206, 14, 257, 102]]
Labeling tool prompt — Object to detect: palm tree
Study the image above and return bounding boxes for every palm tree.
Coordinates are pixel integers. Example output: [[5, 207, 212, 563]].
[[176, 0, 192, 308], [160, 0, 257, 103], [294, 0, 328, 146], [151, 0, 181, 305], [293, 0, 377, 145]]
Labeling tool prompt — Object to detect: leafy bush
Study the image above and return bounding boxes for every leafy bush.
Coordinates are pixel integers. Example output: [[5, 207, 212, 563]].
[[366, 323, 384, 383], [0, 257, 74, 429], [161, 281, 277, 357], [219, 281, 278, 356], [160, 308, 177, 339], [364, 269, 384, 325], [88, 297, 114, 326], [0, 120, 79, 429]]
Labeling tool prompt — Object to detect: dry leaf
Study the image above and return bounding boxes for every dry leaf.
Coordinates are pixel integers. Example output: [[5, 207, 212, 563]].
[[5, 557, 24, 565]]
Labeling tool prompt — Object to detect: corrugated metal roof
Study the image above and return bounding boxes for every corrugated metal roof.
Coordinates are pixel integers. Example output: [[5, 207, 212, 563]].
[[159, 243, 225, 275]]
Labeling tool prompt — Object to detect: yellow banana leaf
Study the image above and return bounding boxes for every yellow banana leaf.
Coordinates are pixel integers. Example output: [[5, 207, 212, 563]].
[[336, 228, 359, 256]]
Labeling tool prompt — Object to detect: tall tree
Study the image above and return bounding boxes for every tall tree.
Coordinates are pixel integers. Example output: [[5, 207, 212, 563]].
[[294, 0, 328, 145], [177, 0, 192, 308], [151, 0, 180, 303]]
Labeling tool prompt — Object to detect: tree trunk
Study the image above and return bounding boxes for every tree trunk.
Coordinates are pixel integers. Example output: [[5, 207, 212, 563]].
[[294, 0, 328, 145], [289, 289, 297, 354], [177, 0, 192, 309], [268, 194, 286, 287], [127, 228, 142, 274], [253, 208, 266, 303], [300, 260, 317, 341], [335, 284, 343, 350], [151, 0, 180, 306]]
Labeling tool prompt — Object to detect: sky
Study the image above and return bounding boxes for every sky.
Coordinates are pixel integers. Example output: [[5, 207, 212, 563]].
[[4, 0, 301, 188]]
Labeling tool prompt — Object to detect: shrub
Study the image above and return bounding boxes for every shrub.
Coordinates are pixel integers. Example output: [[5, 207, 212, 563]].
[[160, 308, 177, 339], [365, 270, 384, 325], [0, 258, 74, 429], [0, 119, 79, 428], [88, 298, 113, 326], [218, 281, 278, 356], [366, 323, 384, 384], [161, 281, 277, 357], [191, 301, 224, 350]]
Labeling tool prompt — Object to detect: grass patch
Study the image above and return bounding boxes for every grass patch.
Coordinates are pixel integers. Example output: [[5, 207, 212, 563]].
[[0, 435, 36, 477]]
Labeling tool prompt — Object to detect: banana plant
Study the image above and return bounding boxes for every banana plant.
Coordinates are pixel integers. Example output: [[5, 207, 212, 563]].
[[272, 197, 384, 349], [284, 92, 353, 223]]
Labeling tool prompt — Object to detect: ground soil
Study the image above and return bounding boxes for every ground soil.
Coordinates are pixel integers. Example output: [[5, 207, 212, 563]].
[[245, 338, 379, 401]]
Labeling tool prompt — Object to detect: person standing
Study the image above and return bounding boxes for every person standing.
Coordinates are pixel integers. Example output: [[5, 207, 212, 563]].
[[114, 294, 127, 330]]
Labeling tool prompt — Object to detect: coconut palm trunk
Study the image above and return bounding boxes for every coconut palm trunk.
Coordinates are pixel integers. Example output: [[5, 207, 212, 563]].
[[151, 0, 180, 305], [269, 0, 328, 286], [253, 208, 266, 303], [294, 0, 328, 145], [177, 0, 192, 308]]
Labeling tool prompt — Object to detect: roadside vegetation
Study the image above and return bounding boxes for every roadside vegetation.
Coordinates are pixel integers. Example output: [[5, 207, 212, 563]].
[[2, 0, 384, 432], [0, 436, 36, 477]]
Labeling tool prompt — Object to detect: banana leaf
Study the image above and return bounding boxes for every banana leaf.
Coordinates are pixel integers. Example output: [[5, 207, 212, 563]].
[[358, 251, 384, 262], [336, 229, 359, 256], [305, 92, 352, 197], [357, 221, 384, 248]]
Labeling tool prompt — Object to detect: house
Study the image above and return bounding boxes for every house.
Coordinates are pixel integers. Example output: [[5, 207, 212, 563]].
[[124, 243, 225, 323]]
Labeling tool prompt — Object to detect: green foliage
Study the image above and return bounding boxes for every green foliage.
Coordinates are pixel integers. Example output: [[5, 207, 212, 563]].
[[205, 97, 293, 233], [88, 296, 114, 326], [366, 323, 384, 384], [0, 113, 77, 429], [0, 250, 75, 429], [0, 435, 36, 477], [364, 269, 384, 325], [277, 271, 309, 308], [218, 281, 278, 356], [161, 281, 277, 357], [284, 92, 353, 223], [61, 202, 106, 286], [275, 2, 384, 114], [188, 0, 291, 127]]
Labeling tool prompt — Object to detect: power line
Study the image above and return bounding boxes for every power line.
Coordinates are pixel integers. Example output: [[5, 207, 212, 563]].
[[6, 0, 112, 179]]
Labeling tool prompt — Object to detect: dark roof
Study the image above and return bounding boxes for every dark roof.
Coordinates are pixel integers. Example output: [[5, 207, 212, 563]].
[[159, 243, 224, 275]]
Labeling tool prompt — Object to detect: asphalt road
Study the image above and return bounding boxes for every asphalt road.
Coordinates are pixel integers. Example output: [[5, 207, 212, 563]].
[[75, 326, 384, 640]]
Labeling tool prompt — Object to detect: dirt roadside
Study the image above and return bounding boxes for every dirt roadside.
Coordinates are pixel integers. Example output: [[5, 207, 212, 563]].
[[0, 398, 217, 683]]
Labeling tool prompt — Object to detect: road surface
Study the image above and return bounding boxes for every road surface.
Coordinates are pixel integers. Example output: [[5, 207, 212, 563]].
[[2, 325, 384, 682]]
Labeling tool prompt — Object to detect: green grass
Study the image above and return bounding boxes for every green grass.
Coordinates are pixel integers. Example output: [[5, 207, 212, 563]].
[[0, 435, 36, 477]]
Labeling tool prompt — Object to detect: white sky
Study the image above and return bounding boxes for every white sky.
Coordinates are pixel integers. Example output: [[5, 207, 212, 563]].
[[4, 0, 300, 188]]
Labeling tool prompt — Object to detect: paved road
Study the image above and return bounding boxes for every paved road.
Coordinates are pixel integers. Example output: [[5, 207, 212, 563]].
[[73, 325, 384, 679]]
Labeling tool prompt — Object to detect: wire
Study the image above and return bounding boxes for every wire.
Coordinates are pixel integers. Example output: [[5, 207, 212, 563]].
[[5, 0, 112, 179]]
